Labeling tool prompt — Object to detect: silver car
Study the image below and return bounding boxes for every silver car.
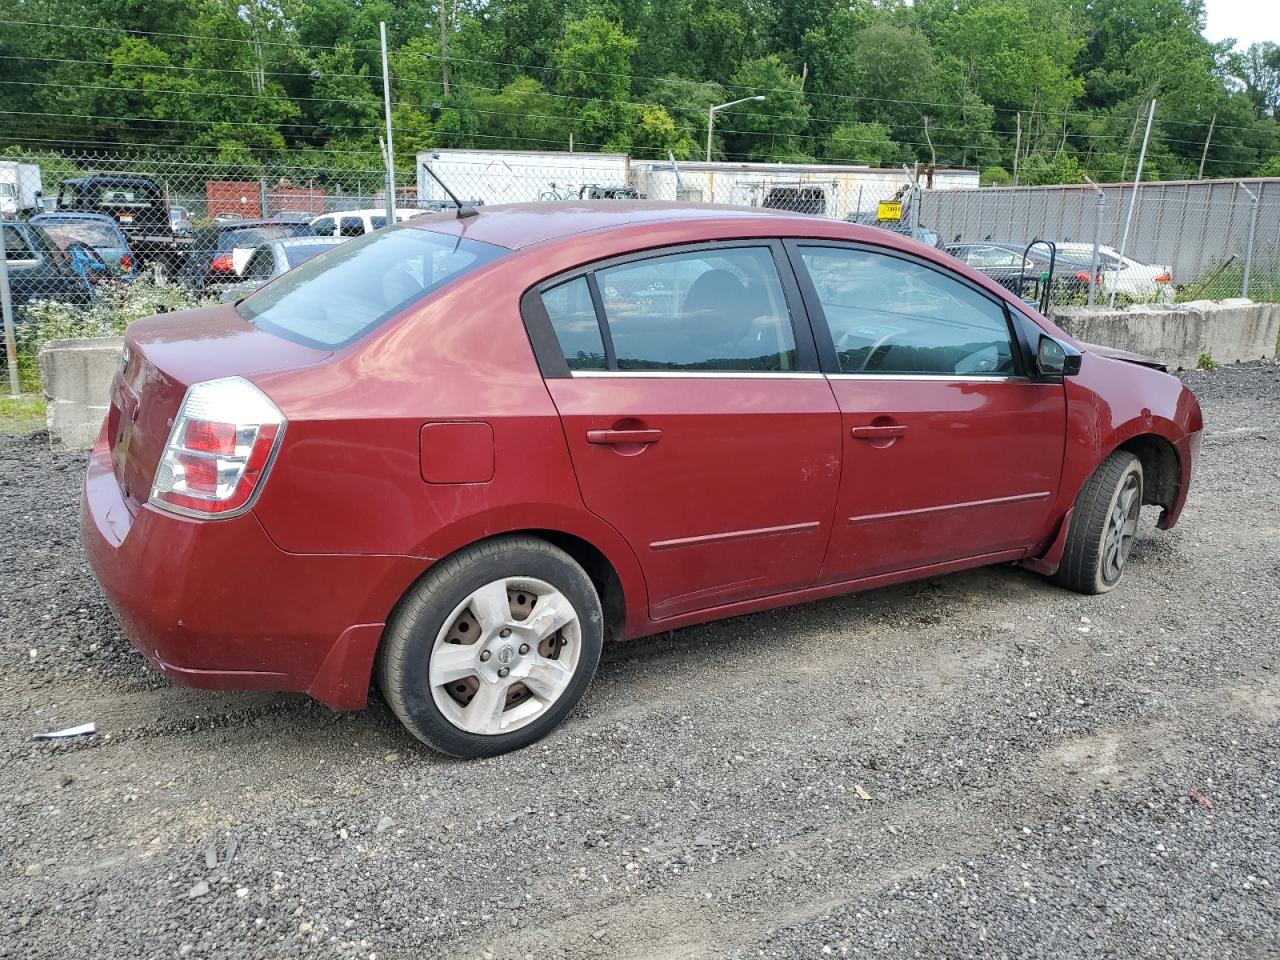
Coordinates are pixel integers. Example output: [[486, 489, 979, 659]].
[[218, 236, 346, 302]]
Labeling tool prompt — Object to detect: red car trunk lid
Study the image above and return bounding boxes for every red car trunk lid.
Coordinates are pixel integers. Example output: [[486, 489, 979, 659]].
[[107, 304, 331, 511]]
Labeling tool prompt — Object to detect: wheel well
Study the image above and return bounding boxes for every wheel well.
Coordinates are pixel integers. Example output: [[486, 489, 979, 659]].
[[1118, 434, 1179, 513], [527, 530, 627, 644]]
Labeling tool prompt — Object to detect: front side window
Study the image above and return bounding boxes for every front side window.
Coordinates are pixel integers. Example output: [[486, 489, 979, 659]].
[[339, 217, 365, 238], [311, 217, 336, 237], [799, 246, 1016, 376], [542, 276, 606, 370], [239, 228, 508, 349], [594, 247, 796, 372]]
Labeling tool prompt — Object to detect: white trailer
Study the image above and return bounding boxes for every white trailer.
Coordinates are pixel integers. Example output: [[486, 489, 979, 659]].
[[632, 160, 979, 219], [0, 161, 43, 217], [417, 150, 631, 207]]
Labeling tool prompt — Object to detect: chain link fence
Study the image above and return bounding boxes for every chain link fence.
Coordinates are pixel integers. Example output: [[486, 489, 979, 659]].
[[3, 146, 1279, 394]]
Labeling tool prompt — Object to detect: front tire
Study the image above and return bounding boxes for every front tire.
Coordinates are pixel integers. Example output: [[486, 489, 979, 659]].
[[1053, 451, 1144, 594], [377, 536, 603, 758]]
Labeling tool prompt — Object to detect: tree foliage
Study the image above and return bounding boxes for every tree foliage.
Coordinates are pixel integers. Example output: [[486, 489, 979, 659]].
[[0, 0, 1275, 181]]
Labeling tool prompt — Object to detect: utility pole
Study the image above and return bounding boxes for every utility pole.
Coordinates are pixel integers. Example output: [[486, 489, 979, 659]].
[[1198, 114, 1216, 180], [706, 96, 765, 163], [379, 22, 396, 223], [1112, 99, 1156, 308], [0, 222, 19, 396], [439, 0, 450, 97], [1013, 113, 1021, 186]]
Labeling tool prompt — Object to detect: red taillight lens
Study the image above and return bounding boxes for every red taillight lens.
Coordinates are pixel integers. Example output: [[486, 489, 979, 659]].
[[120, 254, 134, 273], [1154, 273, 1171, 283], [151, 378, 285, 519], [1075, 271, 1090, 282], [210, 253, 235, 273]]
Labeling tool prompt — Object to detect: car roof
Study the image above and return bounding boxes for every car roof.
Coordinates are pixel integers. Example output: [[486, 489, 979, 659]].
[[314, 208, 425, 219], [32, 212, 121, 224], [64, 176, 159, 186], [406, 200, 827, 251]]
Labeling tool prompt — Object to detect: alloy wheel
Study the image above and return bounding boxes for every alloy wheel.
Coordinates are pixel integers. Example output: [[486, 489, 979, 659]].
[[1103, 473, 1141, 583], [429, 577, 581, 736]]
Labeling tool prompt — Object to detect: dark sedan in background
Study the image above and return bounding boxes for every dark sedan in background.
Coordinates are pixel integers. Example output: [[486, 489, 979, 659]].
[[180, 218, 316, 293], [217, 236, 346, 301]]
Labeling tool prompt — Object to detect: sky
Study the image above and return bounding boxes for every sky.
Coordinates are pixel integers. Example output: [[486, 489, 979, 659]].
[[1202, 0, 1279, 51]]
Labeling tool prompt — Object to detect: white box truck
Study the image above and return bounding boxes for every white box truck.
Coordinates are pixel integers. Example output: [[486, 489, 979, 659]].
[[0, 161, 44, 217], [417, 150, 632, 207]]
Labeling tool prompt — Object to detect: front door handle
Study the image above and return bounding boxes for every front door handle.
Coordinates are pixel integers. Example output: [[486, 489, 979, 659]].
[[586, 427, 663, 446], [851, 424, 907, 440]]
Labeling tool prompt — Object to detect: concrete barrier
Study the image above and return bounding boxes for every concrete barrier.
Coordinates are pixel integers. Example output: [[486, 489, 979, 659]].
[[1050, 299, 1279, 371], [38, 336, 123, 451]]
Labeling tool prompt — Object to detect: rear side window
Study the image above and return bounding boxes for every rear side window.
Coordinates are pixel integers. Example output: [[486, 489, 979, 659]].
[[798, 246, 1016, 376], [238, 228, 508, 349], [339, 217, 365, 237], [543, 277, 607, 370], [595, 247, 796, 372]]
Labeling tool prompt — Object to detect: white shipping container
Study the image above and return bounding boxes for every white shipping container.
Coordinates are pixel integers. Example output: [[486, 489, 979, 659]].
[[632, 161, 979, 219], [417, 150, 632, 207]]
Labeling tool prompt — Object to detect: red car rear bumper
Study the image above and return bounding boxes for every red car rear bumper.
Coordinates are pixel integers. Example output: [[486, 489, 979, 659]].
[[81, 430, 424, 709]]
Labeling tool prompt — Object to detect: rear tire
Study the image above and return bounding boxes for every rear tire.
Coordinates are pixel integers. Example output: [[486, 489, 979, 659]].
[[377, 536, 603, 758], [1052, 451, 1144, 594]]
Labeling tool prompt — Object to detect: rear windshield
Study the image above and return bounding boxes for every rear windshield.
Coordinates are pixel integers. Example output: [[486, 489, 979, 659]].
[[92, 183, 161, 205], [217, 225, 307, 251], [37, 219, 121, 249], [281, 242, 339, 267], [238, 227, 508, 349]]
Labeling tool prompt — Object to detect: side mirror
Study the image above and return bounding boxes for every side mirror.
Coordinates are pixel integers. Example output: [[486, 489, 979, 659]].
[[1037, 335, 1082, 377]]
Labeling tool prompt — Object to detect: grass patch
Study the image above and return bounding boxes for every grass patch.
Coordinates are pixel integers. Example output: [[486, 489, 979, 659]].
[[0, 394, 47, 436]]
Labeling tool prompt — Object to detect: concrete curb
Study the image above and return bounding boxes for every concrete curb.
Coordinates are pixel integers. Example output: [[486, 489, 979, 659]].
[[1050, 299, 1279, 371], [38, 336, 123, 452]]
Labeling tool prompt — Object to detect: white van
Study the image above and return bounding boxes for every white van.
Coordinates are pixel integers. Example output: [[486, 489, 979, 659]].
[[310, 207, 426, 238]]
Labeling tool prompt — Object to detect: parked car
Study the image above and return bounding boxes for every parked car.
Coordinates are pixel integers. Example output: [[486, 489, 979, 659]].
[[55, 176, 191, 270], [1, 220, 93, 309], [845, 210, 942, 248], [217, 236, 347, 302], [309, 208, 427, 238], [1052, 243, 1173, 302], [945, 242, 1096, 301], [83, 202, 1202, 758], [31, 212, 140, 280], [180, 219, 315, 292]]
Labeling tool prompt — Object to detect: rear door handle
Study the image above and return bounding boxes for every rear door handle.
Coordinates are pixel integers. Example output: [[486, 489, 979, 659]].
[[851, 425, 907, 440], [586, 428, 663, 445]]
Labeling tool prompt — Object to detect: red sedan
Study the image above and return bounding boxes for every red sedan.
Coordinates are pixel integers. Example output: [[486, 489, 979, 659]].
[[83, 203, 1202, 757]]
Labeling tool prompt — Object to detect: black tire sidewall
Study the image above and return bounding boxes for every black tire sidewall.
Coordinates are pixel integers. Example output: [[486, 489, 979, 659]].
[[1092, 459, 1143, 591], [388, 542, 603, 758]]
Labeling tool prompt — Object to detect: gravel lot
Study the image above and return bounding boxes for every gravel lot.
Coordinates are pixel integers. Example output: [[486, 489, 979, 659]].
[[2, 362, 1278, 960]]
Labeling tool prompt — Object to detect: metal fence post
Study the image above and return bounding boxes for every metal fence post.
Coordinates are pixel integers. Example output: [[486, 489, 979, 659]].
[[1239, 182, 1259, 299], [0, 221, 20, 396], [1084, 176, 1104, 307]]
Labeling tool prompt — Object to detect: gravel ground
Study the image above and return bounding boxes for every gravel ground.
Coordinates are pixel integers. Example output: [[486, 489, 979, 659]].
[[1, 362, 1278, 960]]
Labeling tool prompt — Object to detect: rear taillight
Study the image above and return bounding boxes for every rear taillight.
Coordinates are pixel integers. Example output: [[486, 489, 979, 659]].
[[151, 377, 285, 519], [1154, 273, 1171, 283], [120, 254, 134, 273], [1075, 271, 1091, 283], [210, 253, 234, 273]]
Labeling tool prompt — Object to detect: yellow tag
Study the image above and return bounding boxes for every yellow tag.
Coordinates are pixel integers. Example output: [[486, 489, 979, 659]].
[[876, 201, 902, 222]]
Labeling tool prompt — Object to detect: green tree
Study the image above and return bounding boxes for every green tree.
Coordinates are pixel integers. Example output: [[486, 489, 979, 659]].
[[822, 122, 898, 165], [723, 55, 812, 161]]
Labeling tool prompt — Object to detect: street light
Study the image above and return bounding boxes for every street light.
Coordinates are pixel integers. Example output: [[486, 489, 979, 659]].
[[707, 96, 765, 162]]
